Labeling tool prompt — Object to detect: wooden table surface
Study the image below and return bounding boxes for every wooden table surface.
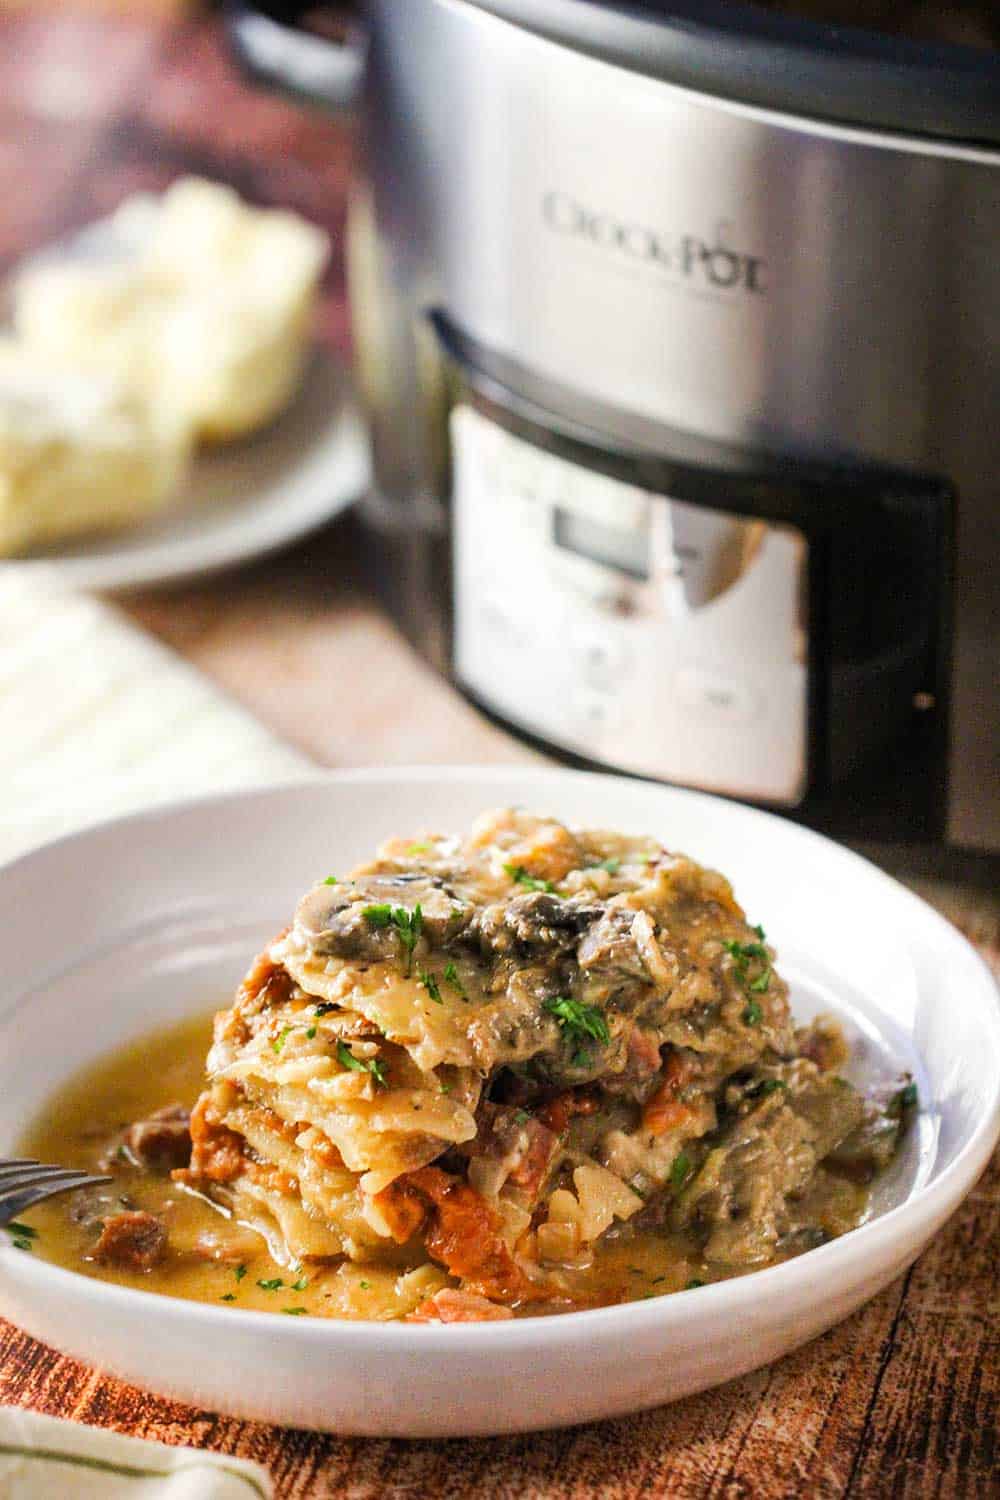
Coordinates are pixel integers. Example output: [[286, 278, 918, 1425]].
[[1, 9, 998, 1497]]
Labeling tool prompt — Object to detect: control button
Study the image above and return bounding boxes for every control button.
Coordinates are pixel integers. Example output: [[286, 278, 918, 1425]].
[[674, 667, 761, 725], [573, 628, 630, 690]]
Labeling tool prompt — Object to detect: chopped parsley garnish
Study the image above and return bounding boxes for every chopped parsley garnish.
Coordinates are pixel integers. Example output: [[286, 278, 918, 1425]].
[[888, 1081, 918, 1117], [513, 1110, 532, 1126], [359, 1279, 371, 1290], [751, 1078, 787, 1097], [743, 1000, 764, 1027], [272, 1025, 292, 1054], [314, 1002, 336, 1017], [503, 863, 557, 894], [323, 875, 338, 885], [305, 1025, 317, 1040], [336, 1039, 388, 1088], [407, 842, 431, 855], [670, 1152, 693, 1192], [220, 1293, 236, 1302], [234, 1264, 247, 1282], [363, 902, 393, 926], [291, 1276, 309, 1292], [419, 970, 443, 1004], [724, 934, 772, 1004], [7, 1222, 37, 1240], [595, 857, 621, 875], [443, 961, 465, 997], [11, 1238, 32, 1252], [544, 996, 610, 1048], [257, 1277, 284, 1291], [686, 1278, 705, 1290], [283, 1307, 307, 1316], [725, 938, 769, 964], [363, 903, 423, 974]]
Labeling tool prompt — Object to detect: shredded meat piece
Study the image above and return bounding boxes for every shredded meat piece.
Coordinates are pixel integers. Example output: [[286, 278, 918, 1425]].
[[92, 1211, 168, 1271], [630, 910, 678, 990], [374, 1166, 542, 1304], [408, 1288, 514, 1323], [507, 1119, 560, 1199], [234, 941, 294, 1018], [599, 1027, 662, 1101], [536, 1089, 600, 1135], [796, 1016, 850, 1074], [643, 1094, 693, 1137], [124, 1104, 191, 1172], [244, 1159, 299, 1195], [643, 1051, 697, 1136], [307, 1134, 345, 1170], [175, 1091, 244, 1185], [468, 1102, 561, 1204]]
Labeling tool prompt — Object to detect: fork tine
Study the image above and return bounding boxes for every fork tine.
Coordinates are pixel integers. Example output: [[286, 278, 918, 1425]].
[[1, 1170, 97, 1201], [1, 1172, 110, 1226], [0, 1160, 41, 1179], [0, 1163, 91, 1189]]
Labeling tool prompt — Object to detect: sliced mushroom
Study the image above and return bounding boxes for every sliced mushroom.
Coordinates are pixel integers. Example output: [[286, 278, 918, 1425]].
[[294, 874, 468, 961], [472, 891, 600, 961]]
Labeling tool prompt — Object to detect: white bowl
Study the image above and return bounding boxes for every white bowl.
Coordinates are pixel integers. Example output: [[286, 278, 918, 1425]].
[[1, 769, 997, 1437]]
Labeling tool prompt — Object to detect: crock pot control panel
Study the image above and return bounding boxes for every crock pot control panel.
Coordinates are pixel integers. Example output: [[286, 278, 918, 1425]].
[[452, 405, 810, 805]]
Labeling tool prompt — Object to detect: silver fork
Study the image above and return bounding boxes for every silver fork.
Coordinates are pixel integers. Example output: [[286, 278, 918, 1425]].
[[0, 1157, 112, 1229]]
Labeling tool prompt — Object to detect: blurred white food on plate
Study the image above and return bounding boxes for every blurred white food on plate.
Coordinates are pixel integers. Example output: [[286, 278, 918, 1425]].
[[0, 341, 189, 557], [14, 177, 331, 443]]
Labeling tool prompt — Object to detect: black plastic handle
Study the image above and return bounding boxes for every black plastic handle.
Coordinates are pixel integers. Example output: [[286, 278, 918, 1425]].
[[226, 2, 365, 111]]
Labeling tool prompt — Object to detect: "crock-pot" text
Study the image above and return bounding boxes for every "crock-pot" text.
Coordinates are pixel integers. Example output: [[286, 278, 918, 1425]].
[[542, 192, 768, 294]]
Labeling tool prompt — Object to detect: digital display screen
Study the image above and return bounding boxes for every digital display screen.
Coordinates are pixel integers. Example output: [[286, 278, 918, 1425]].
[[552, 507, 651, 580]]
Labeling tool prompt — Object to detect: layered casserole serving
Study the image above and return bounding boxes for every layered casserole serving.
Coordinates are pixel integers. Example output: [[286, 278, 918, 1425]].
[[20, 811, 915, 1321]]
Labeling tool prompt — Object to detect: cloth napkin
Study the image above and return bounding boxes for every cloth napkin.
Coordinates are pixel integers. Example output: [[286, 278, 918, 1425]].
[[0, 1407, 272, 1498], [0, 570, 310, 867]]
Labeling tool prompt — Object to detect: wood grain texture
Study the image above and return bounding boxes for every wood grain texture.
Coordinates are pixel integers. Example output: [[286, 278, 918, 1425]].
[[2, 1143, 998, 1499], [1, 9, 998, 1495]]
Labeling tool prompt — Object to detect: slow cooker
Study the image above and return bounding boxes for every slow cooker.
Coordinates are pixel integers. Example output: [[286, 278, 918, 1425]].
[[231, 0, 1000, 855]]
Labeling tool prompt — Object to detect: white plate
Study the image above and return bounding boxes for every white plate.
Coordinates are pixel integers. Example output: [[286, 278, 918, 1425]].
[[0, 769, 997, 1437], [0, 351, 370, 592]]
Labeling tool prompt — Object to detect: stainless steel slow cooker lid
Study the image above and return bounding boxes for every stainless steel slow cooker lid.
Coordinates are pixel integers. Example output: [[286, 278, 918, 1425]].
[[466, 0, 1000, 147]]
